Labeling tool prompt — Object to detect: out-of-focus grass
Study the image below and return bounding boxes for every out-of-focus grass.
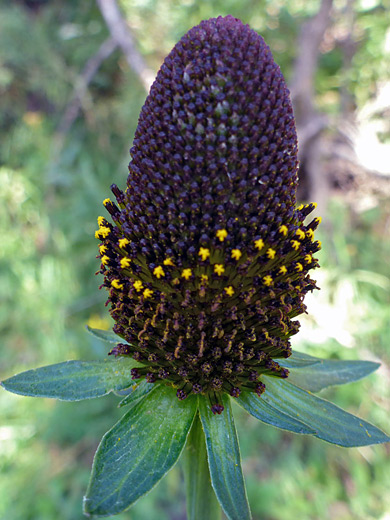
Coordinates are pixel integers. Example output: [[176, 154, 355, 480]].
[[1, 1, 389, 519]]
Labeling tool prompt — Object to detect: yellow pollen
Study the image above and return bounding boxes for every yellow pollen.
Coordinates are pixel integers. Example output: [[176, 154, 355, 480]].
[[279, 225, 288, 236], [96, 226, 111, 239], [291, 240, 300, 251], [120, 257, 131, 269], [99, 245, 107, 254], [296, 229, 306, 240], [267, 248, 276, 259], [214, 264, 225, 276], [312, 202, 318, 209], [119, 238, 130, 248], [315, 216, 322, 224], [231, 249, 242, 260], [101, 255, 109, 266], [163, 257, 174, 266], [254, 238, 264, 250], [304, 254, 312, 264], [306, 229, 314, 240], [97, 216, 105, 227], [216, 229, 228, 242], [198, 247, 210, 261], [316, 240, 322, 249], [224, 286, 235, 296], [133, 280, 144, 292], [297, 204, 304, 210], [103, 198, 111, 206], [200, 274, 209, 284], [143, 288, 153, 299], [181, 268, 192, 280], [153, 266, 165, 278], [279, 265, 287, 275], [295, 263, 303, 272], [263, 275, 273, 286], [111, 279, 123, 290]]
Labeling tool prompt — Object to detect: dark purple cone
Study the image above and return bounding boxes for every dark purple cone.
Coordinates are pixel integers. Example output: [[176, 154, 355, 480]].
[[95, 16, 321, 411]]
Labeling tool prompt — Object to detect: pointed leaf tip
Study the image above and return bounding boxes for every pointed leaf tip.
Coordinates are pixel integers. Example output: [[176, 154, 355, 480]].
[[263, 377, 390, 447], [1, 359, 138, 401]]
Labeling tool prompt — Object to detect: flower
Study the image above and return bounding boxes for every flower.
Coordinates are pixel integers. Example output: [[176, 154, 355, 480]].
[[95, 15, 321, 413]]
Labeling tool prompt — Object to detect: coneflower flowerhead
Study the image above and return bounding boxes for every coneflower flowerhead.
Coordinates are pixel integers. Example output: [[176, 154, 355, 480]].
[[95, 15, 321, 413]]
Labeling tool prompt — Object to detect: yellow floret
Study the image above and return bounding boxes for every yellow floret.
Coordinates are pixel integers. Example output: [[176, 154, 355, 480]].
[[295, 263, 303, 272], [103, 198, 111, 206], [200, 274, 209, 284], [296, 229, 306, 240], [163, 257, 174, 266], [254, 238, 264, 250], [224, 286, 235, 296], [181, 268, 192, 280], [97, 226, 111, 239], [306, 229, 314, 240], [216, 229, 228, 242], [198, 248, 210, 261], [263, 275, 273, 286], [111, 279, 123, 290], [133, 280, 144, 292], [101, 255, 109, 266], [316, 240, 322, 249], [120, 257, 131, 269], [279, 265, 287, 275], [99, 245, 107, 254], [214, 264, 225, 276], [279, 225, 288, 236], [143, 288, 153, 299], [119, 238, 130, 248], [291, 240, 300, 251], [315, 217, 322, 224], [153, 266, 165, 278], [267, 248, 276, 259], [304, 254, 312, 264], [97, 216, 105, 227], [231, 249, 242, 260]]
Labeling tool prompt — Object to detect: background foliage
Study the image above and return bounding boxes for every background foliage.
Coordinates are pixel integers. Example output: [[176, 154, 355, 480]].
[[0, 0, 389, 519]]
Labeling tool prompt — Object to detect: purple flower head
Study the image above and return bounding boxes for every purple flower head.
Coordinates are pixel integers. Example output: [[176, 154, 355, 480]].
[[95, 16, 321, 413]]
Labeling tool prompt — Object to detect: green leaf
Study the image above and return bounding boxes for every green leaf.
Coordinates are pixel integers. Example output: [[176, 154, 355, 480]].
[[84, 385, 198, 517], [1, 359, 138, 401], [86, 325, 124, 344], [183, 412, 222, 520], [236, 391, 316, 435], [277, 350, 321, 368], [284, 359, 380, 392], [263, 376, 390, 447], [199, 394, 252, 520], [118, 379, 155, 407]]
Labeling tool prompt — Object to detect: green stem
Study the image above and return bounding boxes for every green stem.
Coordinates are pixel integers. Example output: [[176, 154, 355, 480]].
[[183, 411, 222, 520]]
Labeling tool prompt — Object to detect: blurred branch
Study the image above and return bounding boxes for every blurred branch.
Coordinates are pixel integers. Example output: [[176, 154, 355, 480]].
[[290, 0, 333, 118], [57, 37, 117, 137], [96, 0, 154, 91], [291, 0, 334, 210]]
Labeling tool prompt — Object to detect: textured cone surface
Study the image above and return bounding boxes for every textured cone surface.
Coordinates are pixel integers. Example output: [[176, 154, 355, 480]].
[[95, 16, 321, 411]]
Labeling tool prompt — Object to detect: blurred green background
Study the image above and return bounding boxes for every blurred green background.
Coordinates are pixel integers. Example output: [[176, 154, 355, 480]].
[[1, 0, 389, 519]]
